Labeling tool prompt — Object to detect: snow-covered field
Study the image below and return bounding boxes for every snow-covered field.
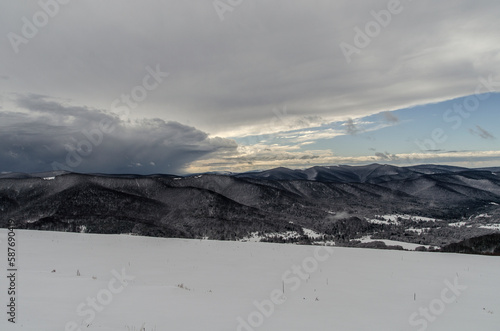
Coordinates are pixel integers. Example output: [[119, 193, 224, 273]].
[[0, 230, 499, 331], [371, 215, 441, 224], [357, 236, 432, 250], [479, 224, 500, 231], [241, 228, 324, 242], [449, 222, 467, 228]]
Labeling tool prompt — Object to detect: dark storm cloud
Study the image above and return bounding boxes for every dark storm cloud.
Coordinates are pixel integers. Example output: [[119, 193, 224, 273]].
[[0, 95, 237, 174], [345, 118, 359, 135], [375, 152, 399, 161], [16, 93, 113, 124], [469, 125, 496, 140], [381, 111, 399, 123]]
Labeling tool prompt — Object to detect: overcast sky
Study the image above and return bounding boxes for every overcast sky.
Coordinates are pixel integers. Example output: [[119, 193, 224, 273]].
[[1, 0, 499, 174]]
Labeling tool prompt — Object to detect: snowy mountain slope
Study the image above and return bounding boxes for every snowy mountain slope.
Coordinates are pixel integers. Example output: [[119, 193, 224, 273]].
[[404, 164, 471, 175], [235, 163, 417, 183], [235, 164, 476, 183], [0, 230, 498, 331]]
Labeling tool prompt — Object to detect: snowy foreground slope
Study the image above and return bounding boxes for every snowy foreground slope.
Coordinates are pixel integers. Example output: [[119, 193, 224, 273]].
[[0, 230, 499, 331]]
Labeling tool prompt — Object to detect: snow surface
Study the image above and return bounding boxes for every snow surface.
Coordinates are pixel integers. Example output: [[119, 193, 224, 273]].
[[240, 231, 301, 242], [479, 224, 500, 231], [375, 215, 440, 223], [302, 228, 323, 239], [0, 230, 499, 331], [241, 228, 323, 242], [366, 218, 393, 225], [449, 222, 467, 228]]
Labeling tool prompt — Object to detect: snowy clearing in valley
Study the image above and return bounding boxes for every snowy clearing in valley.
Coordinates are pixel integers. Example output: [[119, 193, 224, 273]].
[[357, 236, 431, 250], [449, 222, 467, 228], [479, 224, 500, 231], [406, 228, 431, 234], [0, 230, 499, 331], [240, 228, 324, 242], [374, 215, 441, 223], [366, 218, 394, 225]]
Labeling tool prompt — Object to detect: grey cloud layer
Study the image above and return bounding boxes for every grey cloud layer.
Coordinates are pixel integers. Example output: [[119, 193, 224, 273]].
[[0, 95, 236, 174]]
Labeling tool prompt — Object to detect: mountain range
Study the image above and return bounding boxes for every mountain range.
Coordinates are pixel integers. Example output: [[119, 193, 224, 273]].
[[1, 163, 499, 252]]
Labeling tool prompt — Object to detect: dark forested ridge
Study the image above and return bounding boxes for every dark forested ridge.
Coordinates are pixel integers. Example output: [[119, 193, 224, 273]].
[[1, 164, 499, 253], [441, 233, 500, 255]]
